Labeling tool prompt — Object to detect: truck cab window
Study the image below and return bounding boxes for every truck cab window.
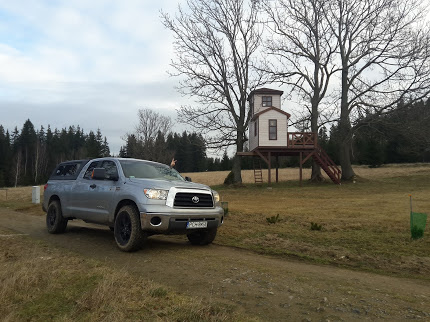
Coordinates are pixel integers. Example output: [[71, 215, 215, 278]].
[[84, 161, 99, 179], [101, 161, 118, 180]]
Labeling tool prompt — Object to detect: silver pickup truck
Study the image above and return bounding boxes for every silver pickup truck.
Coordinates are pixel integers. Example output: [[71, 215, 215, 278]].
[[43, 157, 224, 252]]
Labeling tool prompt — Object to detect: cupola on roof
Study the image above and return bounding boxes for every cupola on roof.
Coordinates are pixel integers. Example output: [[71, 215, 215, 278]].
[[247, 88, 284, 101]]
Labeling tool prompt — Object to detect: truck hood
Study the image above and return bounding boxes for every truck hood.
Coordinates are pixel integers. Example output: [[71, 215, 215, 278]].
[[126, 177, 212, 191]]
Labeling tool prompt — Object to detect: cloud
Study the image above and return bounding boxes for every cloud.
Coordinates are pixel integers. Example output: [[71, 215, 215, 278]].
[[0, 77, 188, 154], [0, 0, 178, 83], [0, 0, 191, 155]]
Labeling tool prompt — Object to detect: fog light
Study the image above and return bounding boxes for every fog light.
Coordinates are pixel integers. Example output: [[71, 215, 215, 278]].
[[150, 216, 162, 226]]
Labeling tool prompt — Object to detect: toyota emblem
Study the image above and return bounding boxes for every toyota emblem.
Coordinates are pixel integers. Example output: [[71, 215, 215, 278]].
[[192, 196, 200, 204]]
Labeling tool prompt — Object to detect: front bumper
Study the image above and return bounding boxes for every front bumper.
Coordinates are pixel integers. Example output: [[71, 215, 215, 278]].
[[140, 207, 224, 233]]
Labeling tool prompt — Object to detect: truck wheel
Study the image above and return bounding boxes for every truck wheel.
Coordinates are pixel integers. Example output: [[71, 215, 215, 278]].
[[46, 200, 68, 234], [114, 205, 144, 252], [187, 228, 217, 245]]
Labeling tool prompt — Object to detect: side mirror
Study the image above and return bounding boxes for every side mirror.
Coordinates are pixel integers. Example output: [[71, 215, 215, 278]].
[[185, 176, 192, 182], [92, 168, 106, 180]]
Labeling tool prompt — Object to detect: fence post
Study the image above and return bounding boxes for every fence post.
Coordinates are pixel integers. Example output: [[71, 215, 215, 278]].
[[32, 186, 40, 204]]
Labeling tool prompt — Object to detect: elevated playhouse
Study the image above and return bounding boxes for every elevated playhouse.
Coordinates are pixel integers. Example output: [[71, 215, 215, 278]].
[[237, 88, 341, 185]]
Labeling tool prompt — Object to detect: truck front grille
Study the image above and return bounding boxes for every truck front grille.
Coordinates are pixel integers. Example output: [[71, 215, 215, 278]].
[[174, 192, 214, 208]]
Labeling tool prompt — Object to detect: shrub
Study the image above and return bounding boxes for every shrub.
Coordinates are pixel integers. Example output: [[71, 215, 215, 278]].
[[266, 214, 281, 224], [310, 222, 323, 231]]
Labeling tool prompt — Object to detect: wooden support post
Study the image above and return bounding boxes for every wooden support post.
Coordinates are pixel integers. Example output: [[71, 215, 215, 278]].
[[268, 151, 272, 185], [276, 155, 279, 183], [299, 152, 303, 187]]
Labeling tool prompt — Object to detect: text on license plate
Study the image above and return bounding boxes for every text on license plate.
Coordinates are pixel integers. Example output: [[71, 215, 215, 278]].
[[187, 221, 208, 229]]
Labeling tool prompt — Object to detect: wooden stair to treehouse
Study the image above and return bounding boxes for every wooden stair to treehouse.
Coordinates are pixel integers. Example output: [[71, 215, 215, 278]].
[[253, 159, 263, 183], [311, 146, 341, 184], [288, 132, 341, 184]]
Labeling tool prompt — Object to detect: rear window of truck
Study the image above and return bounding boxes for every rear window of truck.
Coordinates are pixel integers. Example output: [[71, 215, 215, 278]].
[[49, 160, 89, 180]]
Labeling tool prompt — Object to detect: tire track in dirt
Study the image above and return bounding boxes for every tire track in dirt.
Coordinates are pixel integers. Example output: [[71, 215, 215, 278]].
[[1, 208, 429, 321]]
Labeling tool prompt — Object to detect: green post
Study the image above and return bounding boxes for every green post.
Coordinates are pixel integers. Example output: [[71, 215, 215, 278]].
[[410, 195, 427, 239]]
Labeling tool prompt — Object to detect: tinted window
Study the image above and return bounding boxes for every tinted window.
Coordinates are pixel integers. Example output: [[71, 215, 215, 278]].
[[49, 160, 89, 180], [100, 160, 118, 180], [55, 163, 81, 176]]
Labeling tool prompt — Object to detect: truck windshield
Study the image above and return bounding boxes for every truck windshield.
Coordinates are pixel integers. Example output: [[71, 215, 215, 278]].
[[119, 160, 185, 182]]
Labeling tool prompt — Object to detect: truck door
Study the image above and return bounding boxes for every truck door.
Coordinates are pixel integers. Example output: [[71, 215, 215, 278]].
[[71, 160, 119, 224], [69, 161, 99, 219]]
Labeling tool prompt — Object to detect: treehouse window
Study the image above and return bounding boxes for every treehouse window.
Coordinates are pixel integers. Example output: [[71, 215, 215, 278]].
[[262, 96, 272, 107], [269, 119, 277, 140], [254, 120, 258, 136]]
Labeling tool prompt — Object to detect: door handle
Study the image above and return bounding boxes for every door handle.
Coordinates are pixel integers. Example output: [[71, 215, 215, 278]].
[[90, 184, 97, 189]]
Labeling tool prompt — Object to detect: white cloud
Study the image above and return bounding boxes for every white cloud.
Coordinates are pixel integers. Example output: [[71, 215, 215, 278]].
[[0, 0, 193, 154]]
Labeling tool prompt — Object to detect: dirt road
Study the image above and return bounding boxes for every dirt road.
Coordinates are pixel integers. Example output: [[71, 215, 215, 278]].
[[1, 208, 429, 321]]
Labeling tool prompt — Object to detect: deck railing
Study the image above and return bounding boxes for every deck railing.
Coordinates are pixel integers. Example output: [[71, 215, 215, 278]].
[[287, 132, 317, 148]]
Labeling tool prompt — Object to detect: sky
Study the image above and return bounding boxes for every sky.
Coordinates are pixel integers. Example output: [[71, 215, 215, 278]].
[[0, 0, 191, 155]]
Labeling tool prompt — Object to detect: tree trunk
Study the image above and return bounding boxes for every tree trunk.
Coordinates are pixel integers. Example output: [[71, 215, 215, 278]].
[[310, 90, 323, 182], [311, 160, 324, 182], [339, 138, 355, 180], [34, 140, 40, 184], [14, 151, 21, 188], [232, 131, 244, 184], [309, 63, 323, 183], [339, 68, 356, 181]]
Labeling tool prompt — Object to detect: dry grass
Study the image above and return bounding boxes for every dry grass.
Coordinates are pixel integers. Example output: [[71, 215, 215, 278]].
[[0, 185, 45, 216], [202, 164, 430, 279], [0, 231, 248, 321]]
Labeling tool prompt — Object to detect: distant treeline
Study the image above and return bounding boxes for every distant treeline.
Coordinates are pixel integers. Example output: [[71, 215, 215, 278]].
[[0, 120, 110, 187], [119, 131, 249, 173], [319, 99, 430, 167], [0, 120, 240, 188]]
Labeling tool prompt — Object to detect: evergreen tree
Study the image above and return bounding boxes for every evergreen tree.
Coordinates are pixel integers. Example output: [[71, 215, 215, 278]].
[[86, 130, 101, 158], [0, 126, 8, 186], [18, 119, 37, 185], [101, 137, 110, 157], [221, 151, 231, 171]]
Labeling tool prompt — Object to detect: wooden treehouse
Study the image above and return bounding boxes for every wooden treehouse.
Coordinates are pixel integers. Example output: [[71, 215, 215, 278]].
[[237, 88, 341, 185]]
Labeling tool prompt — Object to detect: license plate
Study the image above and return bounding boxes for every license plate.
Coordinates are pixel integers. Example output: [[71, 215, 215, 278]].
[[186, 221, 208, 229]]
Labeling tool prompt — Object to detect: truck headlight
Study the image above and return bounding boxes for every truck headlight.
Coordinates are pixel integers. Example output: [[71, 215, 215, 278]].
[[144, 189, 168, 200], [212, 191, 220, 204]]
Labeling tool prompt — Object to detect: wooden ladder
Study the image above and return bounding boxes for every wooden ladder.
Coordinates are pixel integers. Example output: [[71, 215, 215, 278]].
[[253, 159, 263, 183], [312, 146, 342, 184]]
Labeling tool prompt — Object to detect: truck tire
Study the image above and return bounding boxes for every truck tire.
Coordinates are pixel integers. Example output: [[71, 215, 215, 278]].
[[187, 227, 217, 245], [46, 200, 68, 234], [114, 205, 144, 252]]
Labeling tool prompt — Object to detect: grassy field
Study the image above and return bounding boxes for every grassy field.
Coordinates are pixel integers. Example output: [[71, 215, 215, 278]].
[[183, 164, 430, 279], [1, 163, 429, 282]]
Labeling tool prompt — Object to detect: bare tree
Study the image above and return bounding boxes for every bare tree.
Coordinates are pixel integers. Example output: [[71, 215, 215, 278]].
[[263, 0, 338, 181], [326, 0, 430, 180], [135, 108, 173, 147], [13, 149, 22, 187], [123, 109, 173, 160], [162, 0, 263, 183]]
